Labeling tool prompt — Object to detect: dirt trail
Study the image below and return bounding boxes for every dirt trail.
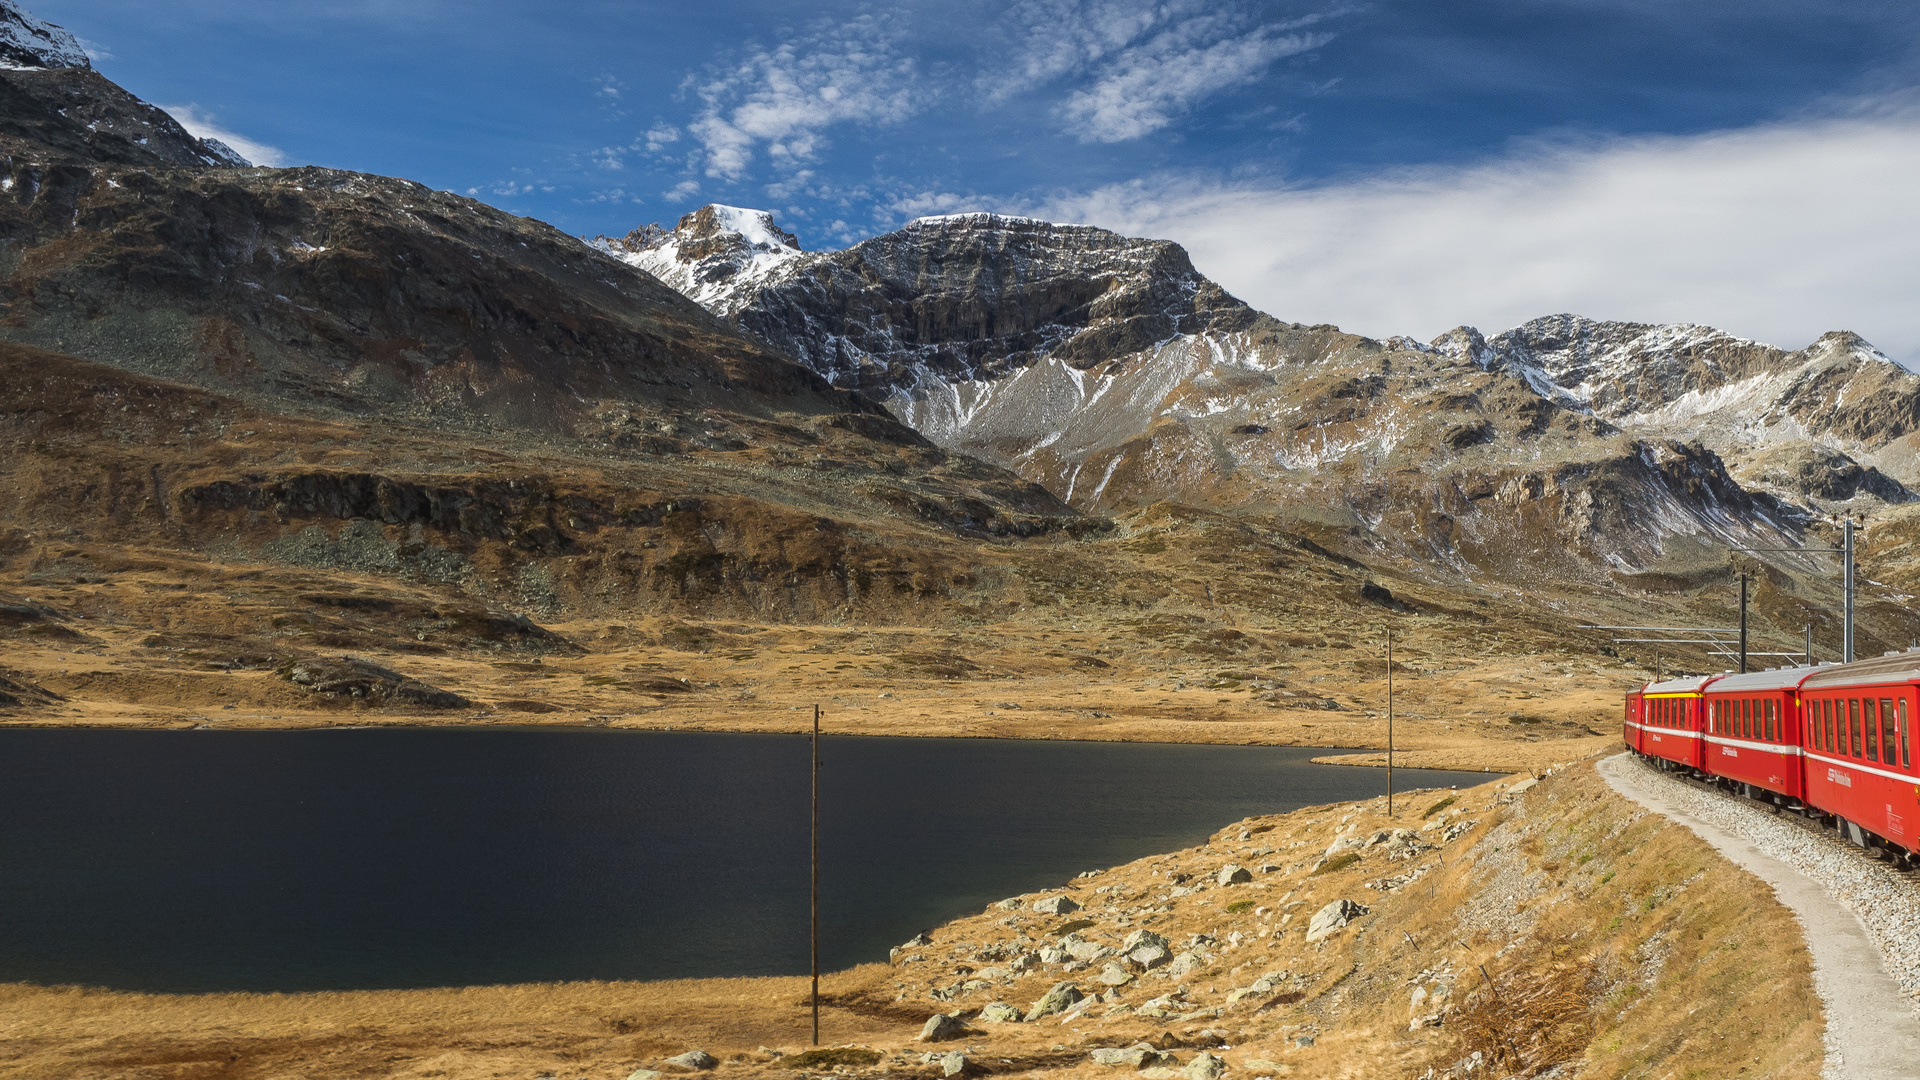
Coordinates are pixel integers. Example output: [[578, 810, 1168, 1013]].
[[1599, 753, 1920, 1080]]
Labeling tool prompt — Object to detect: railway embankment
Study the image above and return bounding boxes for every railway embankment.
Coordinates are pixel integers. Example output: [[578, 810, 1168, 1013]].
[[4, 754, 1839, 1079], [1601, 753, 1920, 1078]]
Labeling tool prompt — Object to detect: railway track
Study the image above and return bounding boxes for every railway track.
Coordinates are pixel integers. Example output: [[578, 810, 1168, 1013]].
[[1635, 754, 1920, 881]]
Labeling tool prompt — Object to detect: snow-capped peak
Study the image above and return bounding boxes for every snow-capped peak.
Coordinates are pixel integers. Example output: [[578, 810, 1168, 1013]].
[[702, 204, 800, 253], [593, 204, 803, 315], [0, 0, 89, 69]]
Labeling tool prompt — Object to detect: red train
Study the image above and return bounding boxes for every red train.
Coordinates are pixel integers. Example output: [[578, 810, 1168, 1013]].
[[1625, 651, 1920, 857]]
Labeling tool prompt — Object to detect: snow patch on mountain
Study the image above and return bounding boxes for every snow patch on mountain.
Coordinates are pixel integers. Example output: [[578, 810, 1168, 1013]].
[[593, 204, 804, 316], [0, 0, 88, 69]]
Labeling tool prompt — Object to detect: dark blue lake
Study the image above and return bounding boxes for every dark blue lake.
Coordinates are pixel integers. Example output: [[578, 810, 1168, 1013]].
[[0, 729, 1496, 993]]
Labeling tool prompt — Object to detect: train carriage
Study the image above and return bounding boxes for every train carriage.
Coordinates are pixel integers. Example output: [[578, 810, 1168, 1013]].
[[1632, 675, 1714, 771], [1800, 653, 1920, 852], [1699, 666, 1817, 803], [1623, 688, 1646, 755]]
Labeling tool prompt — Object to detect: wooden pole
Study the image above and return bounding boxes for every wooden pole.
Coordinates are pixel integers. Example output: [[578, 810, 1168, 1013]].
[[811, 703, 820, 1046], [1386, 627, 1395, 817]]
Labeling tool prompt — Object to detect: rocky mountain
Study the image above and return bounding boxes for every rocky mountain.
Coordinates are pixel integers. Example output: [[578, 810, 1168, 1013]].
[[0, 0, 86, 69], [612, 205, 1920, 608], [598, 209, 1257, 392]]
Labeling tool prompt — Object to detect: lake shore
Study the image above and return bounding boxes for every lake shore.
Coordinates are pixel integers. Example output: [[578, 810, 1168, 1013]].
[[1, 755, 1822, 1080]]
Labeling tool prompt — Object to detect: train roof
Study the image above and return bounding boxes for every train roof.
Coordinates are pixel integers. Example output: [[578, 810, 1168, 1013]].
[[1643, 675, 1718, 694], [1802, 648, 1920, 691], [1704, 665, 1829, 693]]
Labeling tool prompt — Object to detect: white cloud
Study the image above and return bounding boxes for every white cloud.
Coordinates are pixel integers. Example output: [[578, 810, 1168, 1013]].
[[159, 104, 288, 167], [643, 123, 680, 153], [688, 15, 921, 181], [665, 179, 702, 201], [1062, 24, 1333, 142], [75, 37, 113, 62], [1029, 102, 1920, 363], [988, 1, 1336, 140]]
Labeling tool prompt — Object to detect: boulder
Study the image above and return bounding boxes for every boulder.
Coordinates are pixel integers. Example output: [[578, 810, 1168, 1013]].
[[976, 1001, 1023, 1024], [1305, 899, 1369, 943], [941, 1051, 970, 1077], [1067, 939, 1111, 963], [1216, 865, 1252, 886], [1091, 1047, 1151, 1067], [996, 898, 1023, 910], [663, 1050, 717, 1071], [920, 1013, 970, 1042], [1025, 980, 1087, 1020], [1129, 944, 1174, 970], [1032, 895, 1081, 915], [1122, 929, 1170, 952], [1166, 951, 1207, 978], [1184, 1053, 1227, 1080], [1098, 961, 1134, 986]]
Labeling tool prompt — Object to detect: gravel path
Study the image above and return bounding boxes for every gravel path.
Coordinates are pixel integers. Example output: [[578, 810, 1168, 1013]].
[[1599, 752, 1920, 1080]]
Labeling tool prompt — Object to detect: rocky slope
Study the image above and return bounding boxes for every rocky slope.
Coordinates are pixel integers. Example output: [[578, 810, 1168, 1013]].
[[613, 206, 1920, 637]]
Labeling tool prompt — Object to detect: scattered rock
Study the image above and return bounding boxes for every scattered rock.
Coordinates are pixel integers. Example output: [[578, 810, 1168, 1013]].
[[1099, 961, 1135, 986], [1305, 899, 1369, 943], [282, 655, 469, 708], [891, 932, 934, 961], [976, 1001, 1023, 1024], [1026, 980, 1087, 1020], [941, 1051, 971, 1077], [1294, 1036, 1316, 1048], [1216, 865, 1252, 886], [1130, 944, 1174, 969], [919, 1013, 971, 1041], [1184, 1052, 1227, 1080], [1122, 929, 1170, 952], [995, 898, 1022, 910], [1167, 951, 1207, 978], [1032, 896, 1081, 916], [1506, 777, 1539, 796], [663, 1050, 717, 1071], [1091, 1046, 1151, 1067]]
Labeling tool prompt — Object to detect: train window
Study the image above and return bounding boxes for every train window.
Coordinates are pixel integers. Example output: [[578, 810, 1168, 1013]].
[[1858, 691, 1873, 760], [1900, 699, 1911, 769], [1744, 699, 1754, 739], [1851, 699, 1863, 757], [1825, 699, 1836, 753], [1881, 699, 1898, 768], [1766, 699, 1777, 742]]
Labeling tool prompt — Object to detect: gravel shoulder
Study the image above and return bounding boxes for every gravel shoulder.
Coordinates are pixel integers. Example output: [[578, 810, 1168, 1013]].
[[1599, 752, 1920, 1080]]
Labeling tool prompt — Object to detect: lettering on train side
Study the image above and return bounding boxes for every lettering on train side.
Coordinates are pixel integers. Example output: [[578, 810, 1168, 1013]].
[[1829, 768, 1853, 787]]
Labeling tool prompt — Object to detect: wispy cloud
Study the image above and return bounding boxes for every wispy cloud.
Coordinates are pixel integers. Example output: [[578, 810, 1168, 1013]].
[[159, 104, 288, 167], [988, 1, 1338, 141], [687, 15, 923, 181], [1028, 98, 1920, 362], [1063, 24, 1334, 141]]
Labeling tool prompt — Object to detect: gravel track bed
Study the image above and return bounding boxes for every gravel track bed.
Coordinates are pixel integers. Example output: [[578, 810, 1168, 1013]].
[[1623, 756, 1920, 1014]]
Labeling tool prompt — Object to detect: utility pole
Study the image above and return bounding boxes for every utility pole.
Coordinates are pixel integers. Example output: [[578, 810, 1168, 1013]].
[[1738, 571, 1749, 674], [811, 703, 821, 1046], [1386, 627, 1395, 817], [1844, 518, 1855, 664], [1805, 625, 1814, 666]]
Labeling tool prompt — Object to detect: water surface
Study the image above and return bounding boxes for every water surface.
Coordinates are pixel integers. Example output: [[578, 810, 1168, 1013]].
[[0, 728, 1496, 992]]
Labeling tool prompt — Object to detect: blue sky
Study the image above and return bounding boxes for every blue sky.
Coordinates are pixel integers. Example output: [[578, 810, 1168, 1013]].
[[31, 1, 1920, 357]]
